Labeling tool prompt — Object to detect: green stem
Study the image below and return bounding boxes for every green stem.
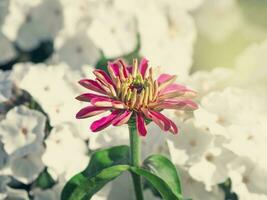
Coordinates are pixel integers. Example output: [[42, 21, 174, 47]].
[[128, 124, 144, 200]]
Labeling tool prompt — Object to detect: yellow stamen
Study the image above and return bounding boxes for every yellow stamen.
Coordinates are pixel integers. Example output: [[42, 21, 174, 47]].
[[107, 65, 117, 83], [149, 82, 153, 101], [130, 89, 137, 108], [136, 90, 144, 108], [153, 80, 158, 101], [119, 66, 126, 82], [132, 58, 138, 78], [143, 86, 149, 106], [126, 90, 132, 103], [108, 84, 117, 97]]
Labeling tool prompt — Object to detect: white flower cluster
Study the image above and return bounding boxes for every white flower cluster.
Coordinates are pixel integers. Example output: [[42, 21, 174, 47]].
[[1, 0, 267, 200]]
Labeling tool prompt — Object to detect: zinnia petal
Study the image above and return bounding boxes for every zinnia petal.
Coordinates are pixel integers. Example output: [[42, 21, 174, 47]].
[[156, 99, 198, 111], [90, 110, 121, 132], [149, 111, 171, 131], [112, 110, 132, 126], [136, 112, 147, 136], [78, 79, 106, 94], [75, 93, 108, 102], [139, 58, 148, 78], [93, 69, 115, 87], [91, 97, 125, 109], [76, 106, 110, 119], [157, 74, 176, 85]]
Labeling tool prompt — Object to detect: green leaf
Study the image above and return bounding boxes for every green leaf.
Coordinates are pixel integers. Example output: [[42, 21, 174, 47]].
[[130, 167, 181, 200], [61, 145, 130, 200], [35, 168, 56, 189], [143, 154, 182, 198]]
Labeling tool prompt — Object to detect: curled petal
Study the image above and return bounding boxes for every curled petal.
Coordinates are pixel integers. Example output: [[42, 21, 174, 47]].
[[136, 112, 147, 136], [149, 111, 171, 131], [93, 69, 115, 87], [78, 79, 106, 94], [90, 110, 121, 132], [139, 58, 148, 78], [108, 60, 128, 79], [149, 110, 178, 134], [76, 106, 110, 119], [75, 93, 108, 102], [168, 119, 178, 134], [112, 110, 132, 126]]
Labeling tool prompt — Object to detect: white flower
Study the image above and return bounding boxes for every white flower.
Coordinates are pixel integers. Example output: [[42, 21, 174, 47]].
[[194, 0, 243, 42], [229, 158, 267, 200], [224, 124, 267, 165], [88, 122, 168, 159], [88, 125, 129, 150], [0, 70, 13, 103], [53, 33, 100, 69], [180, 168, 224, 200], [42, 123, 89, 180], [8, 145, 45, 184], [194, 87, 267, 138], [167, 119, 213, 166], [188, 147, 235, 190], [11, 63, 89, 126], [0, 33, 17, 65], [138, 5, 196, 81], [186, 67, 234, 99], [0, 105, 46, 157], [87, 4, 138, 58], [2, 0, 63, 50]]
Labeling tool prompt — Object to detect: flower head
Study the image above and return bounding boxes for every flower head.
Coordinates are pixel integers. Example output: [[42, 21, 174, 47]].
[[76, 58, 198, 136]]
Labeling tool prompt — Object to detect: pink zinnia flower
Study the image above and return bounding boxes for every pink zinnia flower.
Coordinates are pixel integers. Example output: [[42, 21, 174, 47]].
[[76, 58, 198, 136]]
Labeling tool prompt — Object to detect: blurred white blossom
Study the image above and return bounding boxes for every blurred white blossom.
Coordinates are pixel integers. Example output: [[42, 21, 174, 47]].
[[2, 0, 63, 50], [42, 123, 89, 180], [0, 33, 17, 65], [138, 4, 196, 81], [0, 105, 46, 157], [87, 4, 138, 58]]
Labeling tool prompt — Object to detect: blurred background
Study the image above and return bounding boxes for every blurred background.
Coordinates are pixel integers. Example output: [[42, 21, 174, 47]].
[[0, 0, 267, 200]]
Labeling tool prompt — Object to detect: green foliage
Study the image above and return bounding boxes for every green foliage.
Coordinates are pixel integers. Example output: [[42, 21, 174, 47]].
[[61, 145, 130, 200], [143, 155, 182, 198]]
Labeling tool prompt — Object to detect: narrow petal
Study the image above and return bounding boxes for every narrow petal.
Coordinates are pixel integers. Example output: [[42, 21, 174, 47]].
[[91, 97, 126, 109], [75, 93, 108, 102], [93, 69, 115, 87], [168, 119, 179, 134], [139, 58, 149, 78], [91, 97, 113, 107], [157, 74, 176, 85], [90, 110, 121, 132], [149, 111, 178, 134], [136, 112, 147, 136], [108, 60, 128, 79], [155, 99, 198, 111], [76, 106, 110, 119], [149, 111, 171, 131], [78, 79, 106, 94], [112, 110, 132, 126], [159, 83, 187, 94]]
